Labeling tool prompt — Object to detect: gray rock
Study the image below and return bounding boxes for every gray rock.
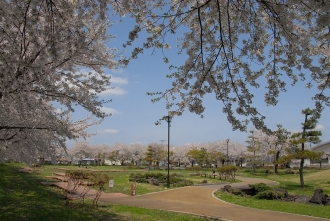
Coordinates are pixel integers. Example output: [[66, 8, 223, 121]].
[[309, 189, 326, 205], [294, 195, 310, 204], [222, 185, 233, 193], [324, 194, 330, 206], [148, 178, 159, 186]]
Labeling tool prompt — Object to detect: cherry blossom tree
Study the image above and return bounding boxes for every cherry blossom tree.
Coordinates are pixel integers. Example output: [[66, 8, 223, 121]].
[[121, 0, 330, 132], [70, 141, 94, 159], [129, 143, 145, 166], [0, 0, 127, 162], [0, 128, 65, 164], [254, 125, 291, 173], [172, 145, 189, 167], [147, 142, 167, 168], [210, 140, 246, 166]]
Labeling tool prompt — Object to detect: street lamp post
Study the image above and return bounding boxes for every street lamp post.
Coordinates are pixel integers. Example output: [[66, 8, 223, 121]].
[[165, 116, 172, 188], [226, 139, 229, 166]]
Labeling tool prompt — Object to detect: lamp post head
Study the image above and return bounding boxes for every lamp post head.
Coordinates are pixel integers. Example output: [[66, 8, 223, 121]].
[[164, 115, 172, 123], [226, 139, 230, 143]]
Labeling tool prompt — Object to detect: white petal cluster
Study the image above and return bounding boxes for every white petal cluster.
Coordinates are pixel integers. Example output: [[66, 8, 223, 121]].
[[122, 0, 330, 132], [0, 0, 129, 163]]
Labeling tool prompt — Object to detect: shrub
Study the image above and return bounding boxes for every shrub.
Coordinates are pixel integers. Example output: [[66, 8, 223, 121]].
[[129, 172, 193, 187], [218, 165, 239, 180], [255, 190, 275, 200], [129, 173, 150, 183], [248, 183, 271, 194], [171, 178, 193, 187]]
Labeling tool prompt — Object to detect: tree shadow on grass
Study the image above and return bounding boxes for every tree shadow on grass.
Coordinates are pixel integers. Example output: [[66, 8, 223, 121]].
[[0, 163, 123, 221], [278, 182, 315, 196]]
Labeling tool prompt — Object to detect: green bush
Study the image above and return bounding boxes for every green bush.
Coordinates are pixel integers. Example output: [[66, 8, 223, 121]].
[[255, 190, 274, 200], [170, 177, 193, 187], [129, 173, 150, 183], [218, 165, 239, 180], [145, 172, 167, 182], [129, 172, 193, 187], [248, 183, 271, 194]]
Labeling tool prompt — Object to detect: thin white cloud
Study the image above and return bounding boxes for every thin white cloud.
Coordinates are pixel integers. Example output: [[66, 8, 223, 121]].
[[99, 129, 119, 134], [315, 124, 325, 130], [100, 107, 121, 115], [110, 76, 128, 85], [100, 87, 128, 96]]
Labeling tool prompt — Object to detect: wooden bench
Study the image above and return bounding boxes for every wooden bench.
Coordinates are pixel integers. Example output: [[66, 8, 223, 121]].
[[200, 173, 218, 178], [218, 173, 230, 180], [208, 174, 218, 179]]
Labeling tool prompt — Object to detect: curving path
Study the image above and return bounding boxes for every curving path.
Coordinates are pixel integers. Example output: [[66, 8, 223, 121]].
[[98, 176, 329, 221]]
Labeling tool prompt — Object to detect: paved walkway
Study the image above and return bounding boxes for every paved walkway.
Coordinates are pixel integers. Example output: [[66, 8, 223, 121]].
[[32, 167, 328, 221], [98, 176, 329, 221]]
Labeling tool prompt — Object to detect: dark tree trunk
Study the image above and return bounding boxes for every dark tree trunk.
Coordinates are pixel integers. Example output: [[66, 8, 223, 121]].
[[274, 150, 280, 174]]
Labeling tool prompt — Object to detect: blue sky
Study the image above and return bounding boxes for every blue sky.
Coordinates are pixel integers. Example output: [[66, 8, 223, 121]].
[[66, 16, 329, 148]]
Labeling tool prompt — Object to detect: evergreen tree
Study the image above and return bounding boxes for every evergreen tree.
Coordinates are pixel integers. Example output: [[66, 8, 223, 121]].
[[285, 108, 322, 188], [144, 146, 155, 172]]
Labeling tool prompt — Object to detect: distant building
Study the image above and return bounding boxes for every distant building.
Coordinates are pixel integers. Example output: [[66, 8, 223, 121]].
[[104, 160, 121, 166], [311, 142, 330, 166], [81, 158, 101, 165], [287, 142, 330, 168]]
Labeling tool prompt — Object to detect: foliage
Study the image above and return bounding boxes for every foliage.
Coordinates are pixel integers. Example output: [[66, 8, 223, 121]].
[[284, 108, 322, 188], [64, 171, 85, 205], [0, 163, 211, 221], [218, 165, 239, 180], [185, 148, 200, 167], [197, 148, 209, 168], [214, 190, 330, 219], [128, 172, 193, 187], [0, 0, 127, 163], [254, 190, 275, 200], [144, 146, 156, 171], [269, 125, 291, 173], [3, 0, 330, 164], [134, 1, 330, 133], [91, 172, 111, 207], [108, 150, 120, 162], [245, 130, 262, 173], [248, 183, 271, 195]]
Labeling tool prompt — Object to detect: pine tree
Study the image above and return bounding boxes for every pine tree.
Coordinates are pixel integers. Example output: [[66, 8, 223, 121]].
[[288, 108, 322, 188], [144, 146, 155, 172]]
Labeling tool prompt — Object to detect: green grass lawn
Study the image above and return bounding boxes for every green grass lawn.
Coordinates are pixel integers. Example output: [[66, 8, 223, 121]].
[[0, 163, 214, 221], [211, 167, 330, 219], [214, 191, 330, 219], [4, 163, 329, 220], [238, 168, 330, 196], [36, 164, 234, 195]]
